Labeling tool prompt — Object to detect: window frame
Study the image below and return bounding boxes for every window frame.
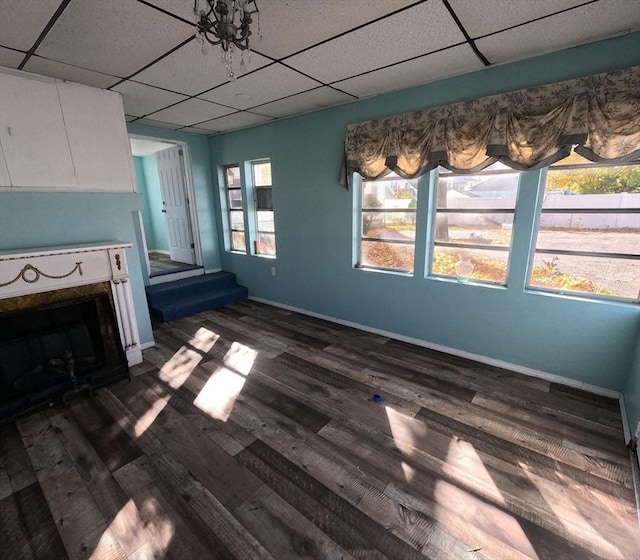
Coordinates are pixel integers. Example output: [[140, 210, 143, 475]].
[[223, 164, 246, 253], [357, 172, 418, 274], [428, 164, 522, 286], [526, 159, 640, 303], [251, 159, 276, 258]]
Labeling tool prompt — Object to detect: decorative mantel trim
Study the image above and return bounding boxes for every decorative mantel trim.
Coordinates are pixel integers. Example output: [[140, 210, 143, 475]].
[[0, 242, 142, 366]]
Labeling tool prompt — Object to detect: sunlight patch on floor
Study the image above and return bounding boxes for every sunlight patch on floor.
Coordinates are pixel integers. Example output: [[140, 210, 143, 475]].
[[385, 406, 420, 455], [519, 463, 624, 559], [91, 498, 174, 559], [134, 392, 171, 438], [159, 346, 202, 389], [188, 326, 220, 352], [193, 342, 257, 422]]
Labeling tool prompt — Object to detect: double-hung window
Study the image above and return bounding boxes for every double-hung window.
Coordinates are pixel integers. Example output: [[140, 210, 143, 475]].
[[224, 165, 245, 252], [430, 163, 521, 284], [528, 151, 640, 301], [252, 160, 276, 257], [359, 172, 418, 273]]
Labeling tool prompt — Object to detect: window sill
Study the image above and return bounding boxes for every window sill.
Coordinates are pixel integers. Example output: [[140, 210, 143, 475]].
[[525, 287, 639, 306], [427, 275, 508, 290], [355, 265, 413, 278]]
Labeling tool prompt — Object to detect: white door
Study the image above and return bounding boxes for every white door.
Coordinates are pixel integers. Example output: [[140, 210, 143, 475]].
[[156, 146, 195, 264]]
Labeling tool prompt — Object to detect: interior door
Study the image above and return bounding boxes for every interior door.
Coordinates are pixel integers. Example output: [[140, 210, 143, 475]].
[[156, 146, 195, 264]]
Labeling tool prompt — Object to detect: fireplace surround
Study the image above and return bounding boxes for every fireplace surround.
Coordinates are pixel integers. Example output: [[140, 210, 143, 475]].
[[0, 242, 143, 419]]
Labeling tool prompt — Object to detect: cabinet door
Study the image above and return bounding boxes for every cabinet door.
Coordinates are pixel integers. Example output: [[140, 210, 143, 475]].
[[57, 82, 135, 192], [0, 72, 76, 188]]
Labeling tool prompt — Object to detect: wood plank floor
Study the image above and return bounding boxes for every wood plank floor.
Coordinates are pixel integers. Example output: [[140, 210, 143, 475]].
[[1, 300, 638, 560]]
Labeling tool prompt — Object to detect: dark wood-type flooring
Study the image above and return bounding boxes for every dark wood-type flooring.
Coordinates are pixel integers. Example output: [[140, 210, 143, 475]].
[[1, 300, 639, 559]]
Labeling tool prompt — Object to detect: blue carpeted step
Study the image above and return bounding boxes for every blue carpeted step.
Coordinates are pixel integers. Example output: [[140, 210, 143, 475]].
[[145, 271, 238, 307], [145, 272, 248, 322]]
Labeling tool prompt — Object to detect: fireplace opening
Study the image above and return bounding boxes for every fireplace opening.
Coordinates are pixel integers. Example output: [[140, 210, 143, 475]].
[[0, 284, 129, 422]]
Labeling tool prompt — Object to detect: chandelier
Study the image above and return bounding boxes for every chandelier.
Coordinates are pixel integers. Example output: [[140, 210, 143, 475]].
[[194, 0, 260, 81]]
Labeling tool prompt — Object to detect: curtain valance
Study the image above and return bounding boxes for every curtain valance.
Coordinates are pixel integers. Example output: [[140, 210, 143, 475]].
[[344, 66, 640, 184]]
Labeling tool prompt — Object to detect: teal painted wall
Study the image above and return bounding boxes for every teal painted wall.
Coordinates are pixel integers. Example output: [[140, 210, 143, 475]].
[[624, 338, 640, 441], [0, 192, 153, 346], [139, 154, 170, 252], [127, 124, 221, 272], [208, 32, 640, 391], [133, 156, 157, 251]]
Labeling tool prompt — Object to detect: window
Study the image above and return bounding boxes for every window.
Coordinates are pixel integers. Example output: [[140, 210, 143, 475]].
[[252, 160, 276, 257], [430, 163, 521, 284], [358, 173, 418, 273], [224, 165, 245, 252], [528, 151, 640, 301]]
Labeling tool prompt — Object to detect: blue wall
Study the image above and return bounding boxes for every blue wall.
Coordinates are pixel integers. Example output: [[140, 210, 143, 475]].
[[0, 191, 153, 346], [624, 338, 640, 442], [127, 124, 222, 272], [208, 32, 640, 392], [134, 155, 169, 252]]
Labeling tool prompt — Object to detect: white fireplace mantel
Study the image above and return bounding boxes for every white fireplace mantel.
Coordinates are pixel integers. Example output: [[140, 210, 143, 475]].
[[0, 242, 142, 366]]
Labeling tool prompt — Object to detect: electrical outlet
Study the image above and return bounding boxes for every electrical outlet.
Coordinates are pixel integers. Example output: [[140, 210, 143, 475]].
[[271, 266, 276, 277]]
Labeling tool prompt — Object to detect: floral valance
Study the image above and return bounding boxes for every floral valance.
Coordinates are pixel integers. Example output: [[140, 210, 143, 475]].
[[344, 66, 640, 184]]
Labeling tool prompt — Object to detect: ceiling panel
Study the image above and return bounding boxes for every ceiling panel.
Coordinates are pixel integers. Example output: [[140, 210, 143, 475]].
[[476, 0, 640, 64], [199, 63, 320, 109], [36, 0, 193, 78], [145, 98, 235, 126], [448, 0, 588, 39], [112, 80, 188, 117], [252, 0, 420, 60], [132, 118, 181, 129], [285, 1, 465, 84], [333, 44, 484, 99], [179, 126, 213, 135], [197, 111, 274, 132], [0, 47, 25, 68], [134, 40, 271, 96], [0, 0, 63, 51], [23, 56, 119, 89], [254, 87, 354, 119]]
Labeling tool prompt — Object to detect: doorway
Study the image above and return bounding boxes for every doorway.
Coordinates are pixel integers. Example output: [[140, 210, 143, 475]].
[[129, 136, 203, 284]]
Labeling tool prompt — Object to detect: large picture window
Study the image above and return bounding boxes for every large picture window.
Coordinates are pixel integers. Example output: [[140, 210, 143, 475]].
[[359, 172, 417, 273], [430, 164, 521, 284], [528, 151, 640, 301]]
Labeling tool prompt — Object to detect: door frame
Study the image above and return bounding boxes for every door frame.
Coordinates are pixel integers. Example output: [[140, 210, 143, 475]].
[[129, 134, 203, 276]]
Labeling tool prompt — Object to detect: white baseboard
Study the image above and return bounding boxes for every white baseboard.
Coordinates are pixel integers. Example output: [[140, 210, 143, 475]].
[[249, 296, 621, 400], [205, 268, 222, 274], [140, 340, 155, 351], [149, 268, 204, 285], [620, 394, 632, 445]]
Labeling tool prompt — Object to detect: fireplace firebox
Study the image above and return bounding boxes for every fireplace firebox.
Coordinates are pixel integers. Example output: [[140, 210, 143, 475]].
[[0, 242, 144, 421], [0, 283, 129, 421]]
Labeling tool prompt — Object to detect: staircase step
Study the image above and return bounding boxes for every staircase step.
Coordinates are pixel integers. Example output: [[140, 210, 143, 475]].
[[145, 271, 238, 307], [148, 286, 248, 322], [145, 271, 248, 322]]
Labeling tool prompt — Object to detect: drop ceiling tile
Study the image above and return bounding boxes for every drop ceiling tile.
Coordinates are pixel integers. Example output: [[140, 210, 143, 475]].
[[179, 127, 212, 135], [333, 44, 484, 98], [112, 80, 188, 117], [285, 1, 465, 84], [199, 63, 319, 109], [448, 0, 587, 39], [0, 47, 24, 68], [476, 0, 640, 64], [23, 56, 119, 88], [132, 118, 182, 129], [146, 98, 235, 126], [197, 111, 274, 132], [36, 0, 193, 78], [253, 0, 419, 59], [0, 0, 62, 51], [144, 0, 197, 22], [134, 40, 271, 96], [254, 87, 353, 119]]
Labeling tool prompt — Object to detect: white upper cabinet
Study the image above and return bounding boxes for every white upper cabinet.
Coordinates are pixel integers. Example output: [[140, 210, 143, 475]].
[[0, 68, 135, 191], [0, 72, 77, 188], [57, 81, 135, 192]]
